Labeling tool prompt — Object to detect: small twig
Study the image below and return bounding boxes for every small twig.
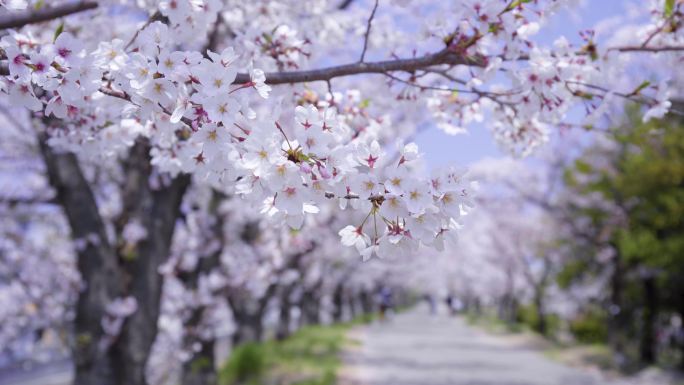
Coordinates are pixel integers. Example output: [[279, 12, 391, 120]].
[[561, 80, 684, 117], [124, 11, 163, 51], [384, 72, 477, 94], [359, 0, 379, 63], [98, 86, 195, 127], [325, 192, 360, 199], [326, 79, 336, 105], [640, 22, 668, 48]]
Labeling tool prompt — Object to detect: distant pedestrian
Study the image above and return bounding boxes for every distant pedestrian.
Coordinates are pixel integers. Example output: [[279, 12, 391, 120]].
[[446, 296, 456, 316], [378, 287, 394, 321]]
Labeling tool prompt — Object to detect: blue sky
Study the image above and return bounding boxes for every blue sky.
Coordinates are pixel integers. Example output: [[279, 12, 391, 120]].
[[416, 1, 634, 168]]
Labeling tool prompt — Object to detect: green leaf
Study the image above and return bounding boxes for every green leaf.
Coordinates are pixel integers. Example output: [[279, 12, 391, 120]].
[[665, 0, 675, 17], [574, 160, 593, 174], [629, 80, 651, 96], [505, 0, 532, 12], [488, 23, 501, 34], [34, 0, 45, 10], [54, 23, 65, 43]]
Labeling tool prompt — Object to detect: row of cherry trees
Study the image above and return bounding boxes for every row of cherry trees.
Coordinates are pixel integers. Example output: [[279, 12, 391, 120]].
[[1, 0, 684, 384], [441, 114, 684, 371]]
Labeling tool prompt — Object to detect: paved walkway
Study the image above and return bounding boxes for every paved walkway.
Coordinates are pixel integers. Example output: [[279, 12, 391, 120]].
[[339, 306, 631, 385]]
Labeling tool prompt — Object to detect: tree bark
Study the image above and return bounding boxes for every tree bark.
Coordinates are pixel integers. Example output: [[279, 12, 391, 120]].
[[360, 290, 374, 315], [300, 285, 321, 326], [38, 134, 122, 385], [229, 286, 274, 346], [231, 309, 264, 346], [679, 298, 684, 370], [639, 274, 658, 364], [608, 251, 628, 366], [179, 194, 224, 385], [110, 140, 190, 385], [332, 283, 344, 323], [534, 290, 547, 336], [275, 285, 296, 340]]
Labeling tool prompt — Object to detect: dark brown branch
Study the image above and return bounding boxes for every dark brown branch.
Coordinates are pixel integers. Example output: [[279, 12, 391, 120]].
[[234, 49, 486, 85], [612, 45, 684, 53], [337, 0, 355, 10], [0, 196, 57, 205], [2, 49, 483, 87], [0, 1, 98, 30]]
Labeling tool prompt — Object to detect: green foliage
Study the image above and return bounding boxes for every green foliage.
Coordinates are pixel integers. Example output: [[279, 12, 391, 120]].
[[557, 259, 591, 289], [562, 111, 684, 365], [219, 322, 360, 385], [220, 343, 266, 384], [53, 23, 65, 43], [517, 304, 561, 337], [569, 310, 608, 344], [612, 119, 684, 274], [563, 113, 684, 294], [190, 356, 213, 374]]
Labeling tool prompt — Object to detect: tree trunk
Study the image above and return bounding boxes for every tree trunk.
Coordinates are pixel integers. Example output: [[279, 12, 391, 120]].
[[231, 312, 263, 346], [348, 292, 360, 320], [360, 290, 374, 315], [332, 284, 344, 323], [179, 210, 223, 385], [38, 134, 122, 385], [111, 141, 190, 385], [276, 286, 295, 340], [300, 289, 320, 326], [534, 290, 547, 336], [679, 298, 684, 370], [40, 125, 190, 385], [608, 252, 628, 366], [639, 274, 658, 364], [229, 289, 271, 346]]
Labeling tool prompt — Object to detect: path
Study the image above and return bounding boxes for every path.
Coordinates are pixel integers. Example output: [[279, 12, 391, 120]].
[[339, 306, 638, 385]]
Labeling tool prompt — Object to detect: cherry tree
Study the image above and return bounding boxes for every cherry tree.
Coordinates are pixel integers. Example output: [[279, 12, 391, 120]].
[[1, 1, 684, 385]]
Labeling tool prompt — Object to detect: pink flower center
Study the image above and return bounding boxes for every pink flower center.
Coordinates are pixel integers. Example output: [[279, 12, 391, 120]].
[[58, 47, 72, 58]]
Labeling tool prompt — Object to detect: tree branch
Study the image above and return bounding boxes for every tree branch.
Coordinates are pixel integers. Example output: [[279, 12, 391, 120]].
[[0, 196, 57, 205], [612, 45, 684, 53], [234, 48, 486, 85], [0, 1, 98, 30]]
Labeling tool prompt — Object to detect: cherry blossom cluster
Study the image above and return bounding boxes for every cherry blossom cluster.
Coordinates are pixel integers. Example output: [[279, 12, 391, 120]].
[[158, 0, 222, 44], [0, 207, 78, 364], [0, 5, 478, 260], [380, 0, 682, 156]]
